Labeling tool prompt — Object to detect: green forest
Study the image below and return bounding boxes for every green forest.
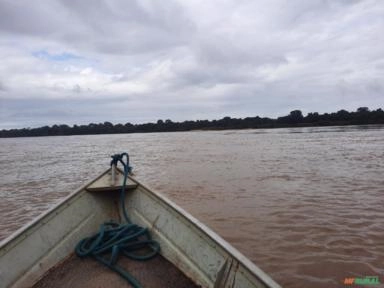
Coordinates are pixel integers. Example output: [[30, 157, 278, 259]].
[[1, 107, 383, 138]]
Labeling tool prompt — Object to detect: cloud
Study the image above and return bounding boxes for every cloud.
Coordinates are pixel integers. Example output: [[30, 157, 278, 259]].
[[0, 0, 383, 128], [0, 79, 5, 91]]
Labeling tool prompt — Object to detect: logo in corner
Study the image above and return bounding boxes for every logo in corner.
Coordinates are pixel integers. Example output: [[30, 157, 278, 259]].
[[343, 276, 380, 286]]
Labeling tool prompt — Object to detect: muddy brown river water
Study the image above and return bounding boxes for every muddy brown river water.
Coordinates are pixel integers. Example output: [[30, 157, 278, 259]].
[[1, 125, 383, 287]]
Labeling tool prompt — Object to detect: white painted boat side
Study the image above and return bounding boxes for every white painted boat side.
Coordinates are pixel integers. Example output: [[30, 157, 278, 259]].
[[126, 176, 281, 288], [0, 168, 106, 249], [0, 169, 119, 288]]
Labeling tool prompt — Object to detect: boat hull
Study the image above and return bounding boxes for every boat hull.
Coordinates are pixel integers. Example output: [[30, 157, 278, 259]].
[[0, 169, 281, 288]]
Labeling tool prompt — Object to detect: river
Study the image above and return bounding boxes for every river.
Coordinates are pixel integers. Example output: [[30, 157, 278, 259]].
[[1, 125, 383, 287]]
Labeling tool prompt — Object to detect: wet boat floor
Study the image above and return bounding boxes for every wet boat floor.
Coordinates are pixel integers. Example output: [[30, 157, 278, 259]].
[[33, 254, 200, 288]]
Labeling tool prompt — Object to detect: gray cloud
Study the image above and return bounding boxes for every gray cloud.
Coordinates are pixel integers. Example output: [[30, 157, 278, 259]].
[[0, 79, 5, 91], [0, 0, 383, 128]]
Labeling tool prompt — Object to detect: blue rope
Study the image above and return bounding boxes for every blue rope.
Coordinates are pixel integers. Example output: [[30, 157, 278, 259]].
[[75, 153, 160, 288], [110, 152, 132, 223]]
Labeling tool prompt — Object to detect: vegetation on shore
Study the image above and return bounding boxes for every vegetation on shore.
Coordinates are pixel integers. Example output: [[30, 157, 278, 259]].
[[1, 107, 383, 138]]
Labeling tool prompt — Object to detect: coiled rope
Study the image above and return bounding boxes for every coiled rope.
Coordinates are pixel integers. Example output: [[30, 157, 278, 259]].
[[75, 153, 160, 288]]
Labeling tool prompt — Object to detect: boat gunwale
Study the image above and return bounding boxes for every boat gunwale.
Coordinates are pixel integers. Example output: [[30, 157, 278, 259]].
[[128, 175, 281, 288], [0, 167, 108, 250]]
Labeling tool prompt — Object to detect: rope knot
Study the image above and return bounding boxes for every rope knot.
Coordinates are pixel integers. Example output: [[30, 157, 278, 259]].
[[110, 153, 132, 174]]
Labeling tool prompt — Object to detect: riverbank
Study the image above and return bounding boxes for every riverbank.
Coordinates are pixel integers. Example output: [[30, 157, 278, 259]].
[[1, 107, 383, 138]]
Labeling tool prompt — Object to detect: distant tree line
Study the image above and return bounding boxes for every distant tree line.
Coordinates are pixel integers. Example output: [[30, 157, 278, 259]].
[[1, 107, 383, 138]]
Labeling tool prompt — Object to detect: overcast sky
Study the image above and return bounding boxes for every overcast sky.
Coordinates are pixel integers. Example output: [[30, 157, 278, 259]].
[[0, 0, 383, 129]]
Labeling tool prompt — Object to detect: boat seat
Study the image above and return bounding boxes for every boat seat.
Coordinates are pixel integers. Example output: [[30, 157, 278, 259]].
[[86, 170, 138, 192]]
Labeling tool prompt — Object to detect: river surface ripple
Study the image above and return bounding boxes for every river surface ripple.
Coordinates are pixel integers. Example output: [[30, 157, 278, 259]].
[[1, 125, 383, 288]]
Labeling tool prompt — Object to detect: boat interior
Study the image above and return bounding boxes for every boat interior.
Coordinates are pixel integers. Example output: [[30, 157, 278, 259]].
[[0, 168, 280, 288]]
